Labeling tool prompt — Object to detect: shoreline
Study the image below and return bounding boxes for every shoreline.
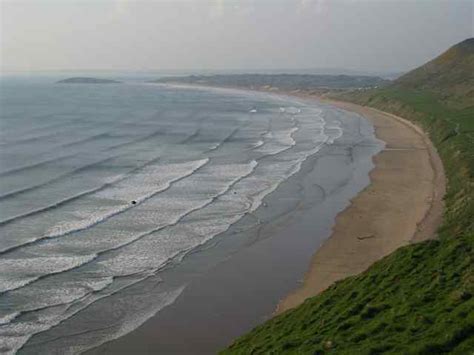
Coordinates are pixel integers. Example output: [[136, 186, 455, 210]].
[[276, 93, 445, 313], [85, 85, 383, 354], [83, 84, 445, 353], [153, 83, 445, 314]]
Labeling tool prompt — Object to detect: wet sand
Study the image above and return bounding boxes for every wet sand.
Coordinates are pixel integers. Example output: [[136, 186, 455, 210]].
[[277, 96, 445, 312]]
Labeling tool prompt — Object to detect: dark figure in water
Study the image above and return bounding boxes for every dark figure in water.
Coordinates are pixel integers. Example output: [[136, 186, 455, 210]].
[[131, 200, 137, 205]]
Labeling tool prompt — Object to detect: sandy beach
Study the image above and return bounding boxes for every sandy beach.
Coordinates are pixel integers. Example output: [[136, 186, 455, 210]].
[[277, 95, 446, 313], [81, 88, 445, 354], [84, 88, 385, 354]]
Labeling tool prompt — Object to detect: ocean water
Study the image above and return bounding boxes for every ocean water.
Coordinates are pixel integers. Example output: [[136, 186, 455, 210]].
[[0, 77, 349, 354]]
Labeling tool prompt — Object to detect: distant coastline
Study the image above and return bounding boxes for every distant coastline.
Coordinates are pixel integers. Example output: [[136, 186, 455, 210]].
[[57, 77, 121, 84], [152, 73, 389, 91]]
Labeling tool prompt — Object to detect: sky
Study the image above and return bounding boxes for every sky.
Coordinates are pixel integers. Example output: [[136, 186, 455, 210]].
[[1, 0, 473, 74]]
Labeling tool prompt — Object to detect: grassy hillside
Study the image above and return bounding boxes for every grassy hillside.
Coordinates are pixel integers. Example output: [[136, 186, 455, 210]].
[[222, 39, 474, 354], [395, 38, 474, 103]]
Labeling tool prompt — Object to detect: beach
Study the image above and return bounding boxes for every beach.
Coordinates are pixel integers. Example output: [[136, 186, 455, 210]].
[[2, 81, 381, 354], [1, 81, 444, 354], [277, 96, 445, 312], [86, 89, 444, 354], [81, 90, 383, 354]]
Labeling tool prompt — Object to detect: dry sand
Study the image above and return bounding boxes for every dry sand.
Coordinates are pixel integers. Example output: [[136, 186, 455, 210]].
[[277, 97, 446, 313]]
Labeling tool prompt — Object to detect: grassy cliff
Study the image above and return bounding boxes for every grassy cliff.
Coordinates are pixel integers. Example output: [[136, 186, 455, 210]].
[[395, 38, 474, 102], [222, 39, 474, 354]]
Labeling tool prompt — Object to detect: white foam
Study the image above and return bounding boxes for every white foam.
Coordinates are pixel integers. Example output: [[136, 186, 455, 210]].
[[0, 160, 260, 345], [254, 127, 298, 156], [285, 106, 302, 115], [96, 160, 259, 276], [0, 312, 20, 326], [252, 139, 264, 149], [0, 255, 97, 293], [44, 159, 209, 239], [0, 276, 154, 355], [325, 123, 343, 144], [67, 286, 185, 354], [0, 158, 210, 255]]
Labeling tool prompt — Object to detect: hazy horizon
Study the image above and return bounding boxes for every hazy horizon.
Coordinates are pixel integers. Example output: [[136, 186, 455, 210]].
[[1, 0, 473, 74]]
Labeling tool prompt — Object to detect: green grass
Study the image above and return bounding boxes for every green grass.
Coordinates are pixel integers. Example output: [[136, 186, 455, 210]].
[[221, 87, 474, 354], [223, 237, 473, 354]]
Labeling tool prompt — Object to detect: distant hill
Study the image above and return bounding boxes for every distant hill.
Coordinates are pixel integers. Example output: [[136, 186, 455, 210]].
[[57, 77, 121, 84], [394, 38, 474, 100], [152, 74, 389, 91]]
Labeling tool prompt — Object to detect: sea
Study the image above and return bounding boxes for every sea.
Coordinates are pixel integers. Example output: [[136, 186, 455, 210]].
[[0, 75, 381, 354]]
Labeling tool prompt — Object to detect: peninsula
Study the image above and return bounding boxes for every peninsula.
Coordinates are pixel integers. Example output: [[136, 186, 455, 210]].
[[57, 77, 121, 84]]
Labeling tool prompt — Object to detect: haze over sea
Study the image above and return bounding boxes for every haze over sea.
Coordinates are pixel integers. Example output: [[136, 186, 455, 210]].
[[0, 75, 380, 354]]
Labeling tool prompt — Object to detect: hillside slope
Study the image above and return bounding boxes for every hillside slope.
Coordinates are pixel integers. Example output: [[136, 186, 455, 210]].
[[395, 38, 474, 102], [222, 39, 474, 354]]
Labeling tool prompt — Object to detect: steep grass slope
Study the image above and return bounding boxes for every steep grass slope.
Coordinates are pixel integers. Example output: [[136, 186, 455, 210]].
[[395, 38, 474, 103], [222, 39, 474, 354]]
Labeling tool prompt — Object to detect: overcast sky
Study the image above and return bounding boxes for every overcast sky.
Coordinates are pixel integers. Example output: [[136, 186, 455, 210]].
[[1, 0, 472, 73]]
